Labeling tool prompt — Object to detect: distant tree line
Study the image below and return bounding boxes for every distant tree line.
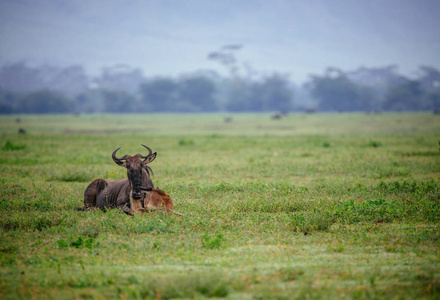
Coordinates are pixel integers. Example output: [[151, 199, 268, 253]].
[[307, 66, 440, 112], [0, 62, 439, 114]]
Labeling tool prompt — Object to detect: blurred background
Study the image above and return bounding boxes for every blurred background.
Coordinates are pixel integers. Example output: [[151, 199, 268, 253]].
[[1, 0, 439, 114]]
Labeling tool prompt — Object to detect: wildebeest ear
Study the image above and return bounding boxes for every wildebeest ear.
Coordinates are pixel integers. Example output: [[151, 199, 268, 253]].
[[143, 152, 157, 164], [114, 160, 127, 167]]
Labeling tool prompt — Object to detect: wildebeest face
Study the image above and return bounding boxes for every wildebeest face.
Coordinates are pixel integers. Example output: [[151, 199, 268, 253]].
[[112, 145, 157, 200], [125, 155, 144, 199]]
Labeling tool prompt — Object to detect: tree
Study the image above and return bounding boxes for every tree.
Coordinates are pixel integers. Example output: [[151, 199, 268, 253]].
[[225, 74, 293, 112], [95, 65, 145, 93], [208, 45, 248, 112], [0, 62, 89, 96], [139, 78, 179, 112], [417, 66, 440, 91], [426, 87, 440, 111], [0, 87, 20, 114], [258, 74, 293, 112], [102, 90, 137, 113], [207, 44, 243, 77], [383, 80, 428, 111], [18, 90, 74, 113], [0, 62, 41, 92], [178, 76, 217, 112], [417, 66, 440, 111], [224, 79, 250, 112], [307, 68, 375, 112]]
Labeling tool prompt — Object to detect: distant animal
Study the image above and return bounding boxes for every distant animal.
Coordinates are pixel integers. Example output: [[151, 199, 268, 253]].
[[271, 113, 281, 120], [79, 144, 156, 215], [18, 128, 26, 134], [224, 117, 232, 123]]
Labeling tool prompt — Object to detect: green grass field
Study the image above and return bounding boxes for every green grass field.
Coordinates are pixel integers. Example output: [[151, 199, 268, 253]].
[[0, 113, 439, 299]]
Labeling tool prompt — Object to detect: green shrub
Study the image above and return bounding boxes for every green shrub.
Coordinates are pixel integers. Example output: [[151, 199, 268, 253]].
[[201, 233, 225, 249], [289, 211, 334, 232], [2, 140, 26, 151], [178, 139, 194, 146], [367, 140, 383, 148], [49, 170, 94, 182]]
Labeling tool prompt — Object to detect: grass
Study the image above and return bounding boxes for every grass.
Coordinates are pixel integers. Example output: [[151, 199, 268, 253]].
[[0, 112, 439, 299]]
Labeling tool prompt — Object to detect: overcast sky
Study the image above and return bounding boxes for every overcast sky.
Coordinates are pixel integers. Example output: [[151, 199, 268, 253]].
[[1, 0, 439, 83]]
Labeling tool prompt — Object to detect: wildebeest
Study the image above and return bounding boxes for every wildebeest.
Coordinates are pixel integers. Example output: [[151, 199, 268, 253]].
[[143, 188, 173, 211], [271, 113, 282, 120], [80, 144, 157, 215], [134, 187, 182, 216]]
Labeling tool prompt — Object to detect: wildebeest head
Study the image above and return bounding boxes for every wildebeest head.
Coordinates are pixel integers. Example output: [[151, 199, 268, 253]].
[[112, 144, 156, 200]]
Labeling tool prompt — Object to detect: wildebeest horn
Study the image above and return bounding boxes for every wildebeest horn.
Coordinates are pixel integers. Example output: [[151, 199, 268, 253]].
[[141, 144, 153, 156], [138, 144, 157, 164], [112, 147, 128, 165]]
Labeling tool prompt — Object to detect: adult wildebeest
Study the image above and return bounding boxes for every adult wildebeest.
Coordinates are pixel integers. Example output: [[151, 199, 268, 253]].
[[80, 144, 156, 215]]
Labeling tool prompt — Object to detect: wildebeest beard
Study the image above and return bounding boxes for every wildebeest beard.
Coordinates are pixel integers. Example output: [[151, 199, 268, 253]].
[[128, 161, 154, 200], [128, 168, 143, 199]]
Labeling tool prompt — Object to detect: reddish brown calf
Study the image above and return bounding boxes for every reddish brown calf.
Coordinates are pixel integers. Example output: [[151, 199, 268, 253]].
[[135, 188, 182, 216]]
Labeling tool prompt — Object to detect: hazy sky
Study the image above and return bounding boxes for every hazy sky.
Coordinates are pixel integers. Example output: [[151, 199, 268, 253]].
[[1, 0, 439, 83]]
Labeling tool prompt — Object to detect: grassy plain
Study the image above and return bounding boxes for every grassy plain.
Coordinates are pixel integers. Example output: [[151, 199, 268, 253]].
[[0, 113, 439, 299]]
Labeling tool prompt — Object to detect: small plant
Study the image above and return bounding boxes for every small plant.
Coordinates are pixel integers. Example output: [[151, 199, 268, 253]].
[[2, 140, 26, 151], [57, 239, 69, 249], [59, 172, 92, 182], [178, 139, 194, 146], [79, 225, 101, 239], [368, 140, 383, 148], [290, 212, 334, 232], [151, 241, 162, 250], [329, 245, 345, 253], [385, 245, 399, 253], [279, 267, 305, 281], [201, 233, 225, 249], [369, 198, 386, 206], [322, 141, 331, 148], [57, 236, 96, 249], [50, 169, 95, 182]]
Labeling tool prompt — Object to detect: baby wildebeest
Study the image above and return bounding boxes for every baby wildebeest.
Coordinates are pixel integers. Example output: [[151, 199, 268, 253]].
[[136, 187, 182, 216]]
